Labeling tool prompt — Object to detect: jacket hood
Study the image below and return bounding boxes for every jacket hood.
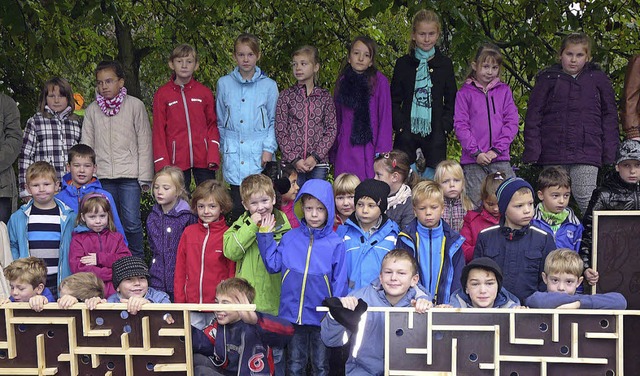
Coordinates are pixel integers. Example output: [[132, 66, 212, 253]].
[[153, 199, 193, 217], [293, 179, 335, 235], [545, 61, 602, 76], [230, 66, 267, 83]]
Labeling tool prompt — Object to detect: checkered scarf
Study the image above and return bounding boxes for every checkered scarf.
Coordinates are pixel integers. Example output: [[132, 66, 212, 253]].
[[96, 86, 127, 116]]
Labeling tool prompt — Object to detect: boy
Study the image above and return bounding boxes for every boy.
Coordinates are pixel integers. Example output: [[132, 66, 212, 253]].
[[321, 250, 432, 376], [525, 249, 627, 309], [447, 257, 521, 308], [8, 161, 76, 297], [257, 179, 347, 375], [1, 257, 54, 311], [58, 272, 106, 309], [223, 173, 291, 316], [56, 143, 127, 241], [581, 139, 640, 286], [192, 278, 294, 376], [152, 43, 220, 187], [333, 173, 360, 230], [337, 179, 399, 292], [397, 180, 465, 304], [474, 177, 556, 303]]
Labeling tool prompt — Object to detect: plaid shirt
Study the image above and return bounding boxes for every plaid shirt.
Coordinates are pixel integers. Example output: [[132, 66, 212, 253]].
[[18, 107, 82, 197], [443, 197, 467, 233]]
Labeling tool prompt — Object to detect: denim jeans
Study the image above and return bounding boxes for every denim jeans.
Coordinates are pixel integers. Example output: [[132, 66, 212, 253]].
[[100, 178, 144, 258], [183, 168, 216, 192], [287, 325, 329, 376], [297, 164, 330, 188]]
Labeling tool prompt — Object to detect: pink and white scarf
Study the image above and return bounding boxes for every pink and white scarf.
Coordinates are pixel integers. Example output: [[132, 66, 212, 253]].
[[96, 87, 127, 117]]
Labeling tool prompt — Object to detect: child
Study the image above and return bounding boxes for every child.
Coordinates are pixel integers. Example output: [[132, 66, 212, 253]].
[[331, 36, 393, 181], [434, 160, 475, 232], [453, 44, 518, 206], [524, 33, 618, 215], [217, 33, 279, 221], [321, 249, 432, 375], [223, 174, 291, 316], [0, 93, 21, 224], [474, 177, 556, 303], [397, 180, 465, 304], [337, 179, 399, 292], [276, 45, 336, 185], [56, 144, 127, 240], [2, 257, 54, 311], [81, 60, 153, 259], [273, 163, 300, 229], [8, 161, 76, 297], [192, 278, 294, 376], [526, 249, 627, 309], [622, 54, 640, 140], [18, 77, 82, 200], [147, 166, 197, 301], [460, 171, 504, 263], [373, 150, 418, 230], [57, 272, 106, 310], [391, 9, 457, 179], [448, 257, 520, 308], [332, 173, 360, 230], [152, 43, 220, 187], [257, 179, 347, 374], [69, 193, 131, 297], [580, 139, 640, 286]]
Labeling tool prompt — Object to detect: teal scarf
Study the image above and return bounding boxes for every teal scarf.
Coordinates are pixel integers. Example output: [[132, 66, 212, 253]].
[[411, 47, 435, 137]]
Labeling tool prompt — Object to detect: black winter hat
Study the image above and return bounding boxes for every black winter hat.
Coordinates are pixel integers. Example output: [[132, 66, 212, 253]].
[[461, 257, 503, 292], [322, 297, 368, 333], [496, 177, 534, 216], [354, 179, 390, 213], [112, 256, 150, 288]]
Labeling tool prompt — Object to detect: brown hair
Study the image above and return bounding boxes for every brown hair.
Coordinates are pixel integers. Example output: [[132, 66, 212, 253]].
[[153, 166, 189, 203], [191, 180, 233, 215], [4, 257, 47, 288], [170, 43, 198, 62], [468, 43, 504, 79], [240, 174, 276, 204], [381, 249, 419, 276], [537, 166, 571, 191], [544, 248, 583, 278], [434, 160, 475, 210], [412, 180, 444, 206], [77, 194, 116, 231], [333, 173, 361, 196], [480, 171, 506, 201], [559, 32, 592, 59], [374, 150, 419, 188], [337, 36, 378, 93], [409, 9, 441, 52], [216, 277, 256, 303], [234, 33, 260, 56], [292, 45, 320, 83], [26, 161, 58, 185], [95, 60, 126, 80], [68, 144, 96, 165], [59, 272, 105, 300], [38, 77, 76, 118]]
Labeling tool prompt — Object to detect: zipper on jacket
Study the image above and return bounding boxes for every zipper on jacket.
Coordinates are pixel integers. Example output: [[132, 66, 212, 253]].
[[303, 96, 309, 160], [297, 232, 314, 324], [260, 107, 266, 129], [180, 86, 195, 167], [199, 225, 210, 304], [172, 141, 176, 164], [484, 93, 493, 148], [428, 229, 433, 291]]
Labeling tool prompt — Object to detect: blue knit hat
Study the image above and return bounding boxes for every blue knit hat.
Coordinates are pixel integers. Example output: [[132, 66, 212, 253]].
[[496, 177, 534, 215]]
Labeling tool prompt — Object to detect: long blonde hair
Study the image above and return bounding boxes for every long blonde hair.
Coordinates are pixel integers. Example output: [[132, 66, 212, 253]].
[[434, 160, 475, 210]]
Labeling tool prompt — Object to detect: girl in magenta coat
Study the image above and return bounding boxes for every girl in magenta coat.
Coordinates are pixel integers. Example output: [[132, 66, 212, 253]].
[[69, 193, 131, 296]]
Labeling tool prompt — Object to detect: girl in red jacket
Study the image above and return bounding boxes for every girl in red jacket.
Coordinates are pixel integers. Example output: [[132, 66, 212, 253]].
[[69, 193, 131, 297]]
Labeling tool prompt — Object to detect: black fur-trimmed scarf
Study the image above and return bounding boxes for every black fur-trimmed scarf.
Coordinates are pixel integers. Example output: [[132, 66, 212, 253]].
[[336, 67, 372, 146]]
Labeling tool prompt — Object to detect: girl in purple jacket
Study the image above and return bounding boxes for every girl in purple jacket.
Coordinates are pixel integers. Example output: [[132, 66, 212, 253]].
[[453, 44, 519, 206], [523, 33, 619, 215]]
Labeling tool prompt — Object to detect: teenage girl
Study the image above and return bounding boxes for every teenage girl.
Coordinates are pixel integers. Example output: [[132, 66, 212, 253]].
[[146, 166, 197, 301], [19, 77, 82, 200], [331, 36, 393, 181], [523, 32, 618, 215], [391, 9, 457, 179], [217, 33, 279, 221], [454, 44, 518, 206], [69, 193, 131, 297], [373, 150, 418, 230], [434, 160, 475, 232], [276, 45, 336, 186]]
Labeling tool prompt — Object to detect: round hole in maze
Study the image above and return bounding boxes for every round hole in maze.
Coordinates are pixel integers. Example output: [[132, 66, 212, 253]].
[[18, 324, 27, 333], [46, 330, 55, 338], [106, 362, 115, 370], [95, 317, 104, 326], [179, 336, 185, 343], [0, 350, 7, 359], [600, 319, 609, 329], [510, 373, 519, 376], [395, 328, 404, 337], [123, 324, 132, 333], [80, 355, 90, 364], [560, 345, 570, 355], [539, 322, 548, 332], [120, 311, 129, 319], [468, 353, 478, 362], [146, 362, 155, 371], [605, 369, 615, 376], [434, 331, 444, 340]]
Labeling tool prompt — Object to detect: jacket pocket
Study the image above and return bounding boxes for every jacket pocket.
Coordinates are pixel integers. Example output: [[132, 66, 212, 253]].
[[282, 269, 291, 283], [323, 275, 332, 297]]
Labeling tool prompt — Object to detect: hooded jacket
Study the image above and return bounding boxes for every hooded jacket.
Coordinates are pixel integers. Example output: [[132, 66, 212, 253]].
[[69, 226, 132, 296], [531, 206, 583, 252], [449, 286, 520, 308], [257, 179, 348, 326], [523, 63, 619, 167], [460, 208, 500, 263], [146, 199, 197, 294], [216, 67, 278, 186]]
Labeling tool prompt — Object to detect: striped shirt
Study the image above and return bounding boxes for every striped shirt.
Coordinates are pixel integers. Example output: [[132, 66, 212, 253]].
[[28, 205, 61, 290]]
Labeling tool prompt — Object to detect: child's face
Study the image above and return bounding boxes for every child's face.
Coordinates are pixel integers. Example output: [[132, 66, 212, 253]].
[[543, 272, 583, 295], [379, 258, 419, 305], [292, 54, 319, 85], [412, 21, 440, 52], [153, 175, 179, 212], [560, 43, 589, 76], [10, 280, 44, 302], [46, 85, 69, 113], [482, 194, 500, 218], [281, 172, 299, 203], [348, 40, 373, 74], [234, 43, 259, 77], [465, 269, 499, 308], [215, 293, 242, 325], [355, 197, 382, 229], [335, 193, 355, 219], [472, 59, 500, 87], [117, 276, 148, 299], [169, 53, 199, 83], [373, 161, 396, 191], [302, 196, 327, 229], [439, 172, 463, 199], [26, 176, 59, 208], [616, 159, 640, 184], [537, 186, 571, 214], [82, 207, 109, 233], [504, 190, 534, 229], [196, 196, 222, 224], [413, 197, 444, 228], [243, 192, 275, 220], [68, 155, 97, 187], [96, 68, 124, 100]]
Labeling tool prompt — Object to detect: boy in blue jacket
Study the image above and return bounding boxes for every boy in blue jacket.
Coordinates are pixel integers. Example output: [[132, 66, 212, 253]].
[[1, 257, 54, 311], [257, 179, 347, 375], [396, 180, 465, 304]]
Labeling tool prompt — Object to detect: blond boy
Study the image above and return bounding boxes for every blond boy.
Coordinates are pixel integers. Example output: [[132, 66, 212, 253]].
[[2, 257, 53, 311]]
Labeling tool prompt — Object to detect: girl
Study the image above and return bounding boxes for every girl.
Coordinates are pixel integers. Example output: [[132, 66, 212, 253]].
[[332, 173, 360, 230], [18, 77, 82, 200], [434, 160, 475, 232], [373, 150, 418, 230], [331, 36, 393, 181], [524, 32, 618, 215], [81, 60, 153, 259], [460, 171, 504, 263], [275, 45, 337, 186], [391, 10, 457, 179], [453, 44, 518, 206], [217, 33, 279, 222], [69, 193, 131, 297], [278, 163, 300, 229], [146, 166, 197, 301]]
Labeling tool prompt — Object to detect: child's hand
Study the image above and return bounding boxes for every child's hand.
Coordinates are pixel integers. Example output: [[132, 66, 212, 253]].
[[435, 304, 453, 308], [259, 214, 276, 233], [233, 291, 258, 325], [295, 159, 309, 173], [80, 253, 97, 266], [58, 295, 79, 309], [411, 298, 433, 313], [476, 153, 492, 166], [584, 268, 599, 285], [514, 305, 529, 309], [339, 296, 359, 311], [141, 184, 150, 193], [29, 295, 49, 312], [557, 301, 581, 309], [261, 151, 273, 168], [85, 297, 106, 310], [0, 298, 10, 306], [250, 212, 263, 226], [304, 156, 317, 171], [120, 297, 149, 315], [486, 150, 497, 161], [162, 313, 175, 325]]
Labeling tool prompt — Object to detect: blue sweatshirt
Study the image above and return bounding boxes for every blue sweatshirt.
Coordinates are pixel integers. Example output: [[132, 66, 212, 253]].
[[525, 291, 627, 309]]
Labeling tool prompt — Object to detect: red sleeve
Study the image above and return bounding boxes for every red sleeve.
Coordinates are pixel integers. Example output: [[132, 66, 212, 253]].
[[460, 213, 475, 264], [69, 233, 113, 281], [152, 87, 170, 172], [173, 233, 188, 303], [206, 90, 221, 170], [69, 233, 85, 274]]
